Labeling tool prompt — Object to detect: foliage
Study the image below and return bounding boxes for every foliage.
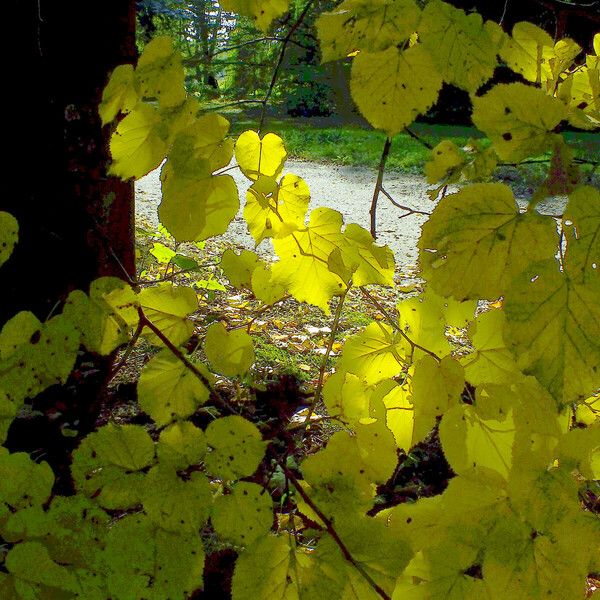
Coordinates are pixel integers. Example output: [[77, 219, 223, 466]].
[[1, 3, 599, 600]]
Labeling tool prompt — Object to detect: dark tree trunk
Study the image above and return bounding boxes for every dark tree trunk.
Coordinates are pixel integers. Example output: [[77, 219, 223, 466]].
[[3, 0, 136, 323], [3, 0, 136, 492]]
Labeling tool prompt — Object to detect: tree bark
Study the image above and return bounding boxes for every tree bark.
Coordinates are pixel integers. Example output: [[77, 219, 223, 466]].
[[3, 0, 136, 324], [3, 0, 136, 492]]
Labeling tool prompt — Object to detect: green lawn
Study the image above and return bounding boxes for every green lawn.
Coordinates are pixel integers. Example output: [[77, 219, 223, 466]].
[[229, 116, 600, 177]]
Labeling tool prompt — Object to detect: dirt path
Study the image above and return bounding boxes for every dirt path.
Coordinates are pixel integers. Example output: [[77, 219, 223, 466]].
[[136, 160, 435, 270]]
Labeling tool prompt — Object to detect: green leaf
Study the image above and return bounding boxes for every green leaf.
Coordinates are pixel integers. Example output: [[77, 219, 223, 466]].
[[220, 0, 289, 32], [351, 45, 443, 136], [204, 416, 267, 481], [460, 310, 521, 386], [235, 130, 287, 181], [64, 276, 138, 355], [0, 312, 80, 404], [135, 36, 186, 109], [337, 321, 405, 385], [204, 322, 254, 377], [564, 185, 600, 283], [109, 102, 168, 180], [99, 63, 138, 125], [139, 283, 197, 346], [221, 249, 260, 289], [499, 21, 556, 84], [439, 403, 515, 480], [5, 542, 80, 595], [419, 183, 558, 300], [419, 0, 499, 92], [472, 83, 568, 162], [0, 452, 54, 524], [558, 65, 600, 129], [411, 356, 464, 445], [394, 543, 489, 599], [425, 141, 466, 184], [0, 212, 18, 268], [104, 513, 204, 600], [504, 259, 600, 403], [374, 380, 414, 451], [251, 263, 287, 305], [142, 465, 211, 533], [231, 535, 307, 600], [71, 423, 155, 509], [316, 0, 421, 63], [211, 482, 273, 546], [137, 348, 211, 426], [157, 421, 207, 469]]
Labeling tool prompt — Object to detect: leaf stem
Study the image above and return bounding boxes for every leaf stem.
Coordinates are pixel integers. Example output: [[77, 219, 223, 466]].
[[370, 137, 392, 239]]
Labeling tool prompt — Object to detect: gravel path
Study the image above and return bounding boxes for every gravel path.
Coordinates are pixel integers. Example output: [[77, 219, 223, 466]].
[[136, 160, 435, 270], [136, 159, 557, 270]]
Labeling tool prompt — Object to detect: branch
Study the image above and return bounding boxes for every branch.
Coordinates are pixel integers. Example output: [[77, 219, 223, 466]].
[[370, 137, 393, 239], [404, 127, 434, 151], [380, 187, 431, 218], [137, 308, 238, 415], [258, 0, 316, 132], [360, 288, 441, 363], [281, 465, 392, 600]]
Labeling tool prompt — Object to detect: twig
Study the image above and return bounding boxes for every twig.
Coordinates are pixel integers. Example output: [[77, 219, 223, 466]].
[[380, 187, 431, 218], [108, 318, 144, 382], [137, 308, 238, 415], [258, 0, 315, 133], [360, 288, 441, 363], [370, 138, 393, 239], [308, 289, 348, 415], [281, 465, 392, 600], [404, 127, 434, 151]]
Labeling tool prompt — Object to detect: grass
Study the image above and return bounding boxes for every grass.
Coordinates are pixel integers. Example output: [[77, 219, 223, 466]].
[[229, 115, 600, 178]]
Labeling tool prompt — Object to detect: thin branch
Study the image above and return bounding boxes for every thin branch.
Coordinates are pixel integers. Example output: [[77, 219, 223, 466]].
[[370, 137, 393, 239], [380, 187, 431, 217], [258, 0, 315, 132], [360, 288, 441, 363], [137, 308, 238, 415], [404, 127, 434, 151], [108, 318, 144, 382], [309, 289, 349, 414], [281, 465, 392, 600]]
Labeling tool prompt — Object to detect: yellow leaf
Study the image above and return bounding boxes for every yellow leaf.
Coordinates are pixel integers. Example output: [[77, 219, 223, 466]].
[[99, 64, 138, 125], [337, 321, 405, 385], [316, 0, 421, 63], [419, 183, 558, 300], [109, 103, 168, 180], [220, 0, 288, 32], [351, 45, 443, 136], [271, 208, 346, 312], [235, 130, 287, 181], [135, 36, 186, 109], [472, 83, 568, 162], [419, 0, 498, 92]]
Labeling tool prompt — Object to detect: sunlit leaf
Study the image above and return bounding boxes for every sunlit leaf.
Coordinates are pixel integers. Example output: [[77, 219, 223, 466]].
[[204, 416, 267, 481], [235, 130, 287, 181], [472, 83, 567, 162], [419, 183, 558, 300], [504, 259, 600, 403], [351, 44, 443, 136], [138, 349, 211, 426], [204, 322, 254, 377], [220, 0, 289, 32], [317, 0, 421, 63]]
